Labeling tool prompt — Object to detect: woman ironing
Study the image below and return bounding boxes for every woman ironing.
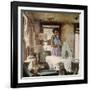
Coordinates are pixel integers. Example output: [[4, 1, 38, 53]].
[[51, 28, 62, 56]]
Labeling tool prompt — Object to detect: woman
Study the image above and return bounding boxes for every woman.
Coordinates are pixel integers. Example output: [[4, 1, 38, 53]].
[[51, 28, 61, 56]]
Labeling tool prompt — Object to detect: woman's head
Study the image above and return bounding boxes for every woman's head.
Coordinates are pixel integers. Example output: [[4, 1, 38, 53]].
[[53, 28, 59, 35]]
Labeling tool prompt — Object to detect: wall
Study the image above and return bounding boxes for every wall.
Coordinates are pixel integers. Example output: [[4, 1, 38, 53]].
[[0, 0, 89, 90]]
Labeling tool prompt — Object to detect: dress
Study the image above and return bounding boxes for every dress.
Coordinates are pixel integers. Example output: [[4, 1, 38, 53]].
[[51, 35, 61, 56]]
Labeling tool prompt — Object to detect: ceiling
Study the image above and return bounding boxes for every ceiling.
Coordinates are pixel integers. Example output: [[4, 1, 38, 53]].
[[25, 11, 80, 23]]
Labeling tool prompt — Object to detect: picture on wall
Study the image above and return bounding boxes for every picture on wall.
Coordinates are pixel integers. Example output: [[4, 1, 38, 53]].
[[11, 1, 88, 88]]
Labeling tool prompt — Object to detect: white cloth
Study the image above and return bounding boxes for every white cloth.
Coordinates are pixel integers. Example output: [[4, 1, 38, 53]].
[[24, 31, 30, 48], [46, 56, 72, 72], [61, 42, 72, 58]]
